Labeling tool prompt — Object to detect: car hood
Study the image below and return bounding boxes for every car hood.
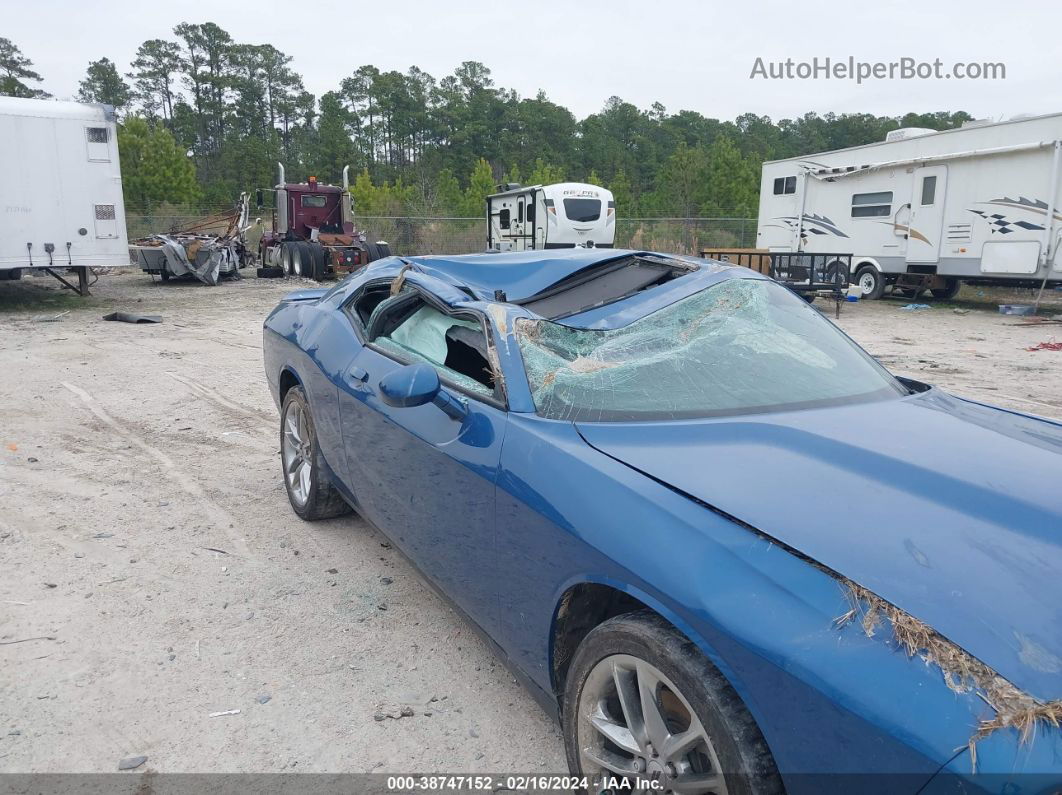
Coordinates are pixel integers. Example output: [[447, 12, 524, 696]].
[[576, 389, 1062, 701]]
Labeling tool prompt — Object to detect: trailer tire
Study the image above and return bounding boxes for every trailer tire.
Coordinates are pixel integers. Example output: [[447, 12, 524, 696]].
[[364, 242, 382, 263], [257, 266, 284, 279], [855, 265, 885, 300], [375, 242, 392, 259], [307, 242, 327, 281], [931, 278, 962, 301]]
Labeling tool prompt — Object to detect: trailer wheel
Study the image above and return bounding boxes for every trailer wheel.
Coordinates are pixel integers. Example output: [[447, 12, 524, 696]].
[[931, 278, 962, 301], [307, 242, 327, 281], [364, 242, 382, 263], [855, 265, 885, 300], [376, 242, 392, 259]]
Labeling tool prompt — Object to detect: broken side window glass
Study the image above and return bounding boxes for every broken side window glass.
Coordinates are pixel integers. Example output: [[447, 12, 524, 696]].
[[371, 293, 496, 398], [515, 278, 905, 422]]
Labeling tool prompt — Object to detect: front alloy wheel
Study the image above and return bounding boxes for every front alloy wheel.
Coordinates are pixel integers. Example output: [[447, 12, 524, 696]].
[[578, 654, 729, 794], [281, 399, 312, 507], [279, 386, 351, 521], [563, 611, 782, 795]]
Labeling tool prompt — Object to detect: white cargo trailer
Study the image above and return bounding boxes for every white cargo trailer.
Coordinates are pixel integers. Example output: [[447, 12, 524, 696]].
[[756, 113, 1062, 299], [487, 182, 615, 251], [0, 97, 127, 294]]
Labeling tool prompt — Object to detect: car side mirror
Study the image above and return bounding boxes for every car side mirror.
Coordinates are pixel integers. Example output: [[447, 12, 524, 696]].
[[378, 364, 468, 421]]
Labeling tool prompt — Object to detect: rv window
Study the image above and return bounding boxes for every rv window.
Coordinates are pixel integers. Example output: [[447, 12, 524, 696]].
[[499, 208, 511, 229], [518, 201, 524, 223], [301, 195, 328, 208], [920, 176, 937, 206], [86, 127, 108, 144], [527, 202, 536, 223], [563, 198, 602, 222], [773, 177, 796, 195], [851, 191, 893, 218]]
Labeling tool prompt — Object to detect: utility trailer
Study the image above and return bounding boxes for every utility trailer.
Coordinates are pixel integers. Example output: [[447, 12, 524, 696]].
[[0, 97, 128, 295], [486, 182, 615, 251], [757, 113, 1062, 301], [258, 164, 390, 281]]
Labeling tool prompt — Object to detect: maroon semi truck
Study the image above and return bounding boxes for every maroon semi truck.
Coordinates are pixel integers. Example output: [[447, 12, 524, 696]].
[[258, 164, 391, 280]]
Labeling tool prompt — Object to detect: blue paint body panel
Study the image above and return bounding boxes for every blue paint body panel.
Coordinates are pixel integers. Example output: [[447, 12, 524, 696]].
[[262, 251, 1062, 791]]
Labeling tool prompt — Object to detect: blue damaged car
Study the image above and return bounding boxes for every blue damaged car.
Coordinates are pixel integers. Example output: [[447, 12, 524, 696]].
[[263, 249, 1062, 795]]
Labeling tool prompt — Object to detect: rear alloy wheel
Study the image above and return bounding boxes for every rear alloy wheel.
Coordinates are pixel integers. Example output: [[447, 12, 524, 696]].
[[931, 278, 962, 301], [854, 265, 885, 300], [280, 386, 351, 521], [564, 611, 782, 795]]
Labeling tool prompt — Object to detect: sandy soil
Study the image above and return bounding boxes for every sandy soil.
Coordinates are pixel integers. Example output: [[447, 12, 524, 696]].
[[0, 270, 1059, 774]]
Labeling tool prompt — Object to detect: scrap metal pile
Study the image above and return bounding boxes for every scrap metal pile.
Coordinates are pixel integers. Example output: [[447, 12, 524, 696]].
[[129, 195, 255, 285]]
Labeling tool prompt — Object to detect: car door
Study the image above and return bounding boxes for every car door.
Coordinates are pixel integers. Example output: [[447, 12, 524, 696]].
[[337, 286, 508, 625]]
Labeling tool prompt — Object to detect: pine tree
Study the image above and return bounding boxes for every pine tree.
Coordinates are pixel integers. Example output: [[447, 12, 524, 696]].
[[78, 58, 132, 112], [0, 37, 50, 98]]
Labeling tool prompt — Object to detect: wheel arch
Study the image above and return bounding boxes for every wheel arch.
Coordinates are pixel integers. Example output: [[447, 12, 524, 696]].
[[278, 366, 303, 405], [854, 257, 883, 273], [548, 576, 755, 720]]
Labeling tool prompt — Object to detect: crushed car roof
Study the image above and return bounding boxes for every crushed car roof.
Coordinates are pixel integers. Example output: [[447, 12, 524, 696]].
[[377, 249, 755, 329]]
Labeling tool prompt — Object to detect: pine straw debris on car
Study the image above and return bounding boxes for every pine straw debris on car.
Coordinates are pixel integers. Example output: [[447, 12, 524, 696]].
[[834, 578, 1062, 767]]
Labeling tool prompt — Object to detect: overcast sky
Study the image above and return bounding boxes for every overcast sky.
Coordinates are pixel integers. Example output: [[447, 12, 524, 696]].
[[6, 0, 1059, 122]]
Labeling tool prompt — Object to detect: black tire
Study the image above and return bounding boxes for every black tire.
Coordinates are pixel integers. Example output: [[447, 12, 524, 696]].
[[825, 260, 848, 287], [854, 265, 885, 300], [257, 266, 284, 279], [801, 293, 816, 304], [308, 242, 327, 281], [375, 242, 392, 259], [930, 278, 962, 301], [280, 241, 297, 276], [563, 610, 783, 795], [293, 242, 313, 279], [279, 386, 352, 521], [363, 241, 382, 263]]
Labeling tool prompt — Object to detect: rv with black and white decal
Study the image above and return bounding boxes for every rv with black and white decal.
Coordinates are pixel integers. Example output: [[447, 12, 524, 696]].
[[756, 113, 1062, 299], [487, 182, 615, 251], [0, 97, 127, 295]]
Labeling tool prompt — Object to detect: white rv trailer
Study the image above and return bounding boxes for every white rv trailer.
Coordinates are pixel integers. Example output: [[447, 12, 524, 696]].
[[756, 113, 1062, 299], [486, 182, 615, 251], [0, 97, 127, 295]]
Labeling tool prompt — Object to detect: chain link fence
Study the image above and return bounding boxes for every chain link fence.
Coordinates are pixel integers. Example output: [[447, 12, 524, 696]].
[[125, 214, 758, 257]]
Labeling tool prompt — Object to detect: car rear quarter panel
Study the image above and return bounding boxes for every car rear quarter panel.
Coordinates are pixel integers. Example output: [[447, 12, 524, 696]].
[[495, 414, 1059, 791]]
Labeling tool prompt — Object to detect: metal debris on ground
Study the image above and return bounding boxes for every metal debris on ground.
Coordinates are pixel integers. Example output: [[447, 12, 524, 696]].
[[118, 755, 147, 771], [102, 312, 162, 324], [208, 709, 241, 718], [129, 194, 255, 286]]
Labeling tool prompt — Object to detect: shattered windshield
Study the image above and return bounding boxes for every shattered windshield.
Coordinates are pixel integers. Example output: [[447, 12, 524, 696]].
[[515, 278, 905, 421]]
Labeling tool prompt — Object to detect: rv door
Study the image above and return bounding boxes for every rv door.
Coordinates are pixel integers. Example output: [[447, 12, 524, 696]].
[[906, 166, 948, 263]]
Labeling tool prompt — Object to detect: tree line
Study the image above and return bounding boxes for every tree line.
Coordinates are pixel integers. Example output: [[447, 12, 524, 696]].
[[2, 31, 973, 218]]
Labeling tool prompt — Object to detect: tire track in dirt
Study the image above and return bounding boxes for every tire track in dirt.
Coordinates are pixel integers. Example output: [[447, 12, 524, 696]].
[[163, 371, 275, 435], [60, 381, 254, 559]]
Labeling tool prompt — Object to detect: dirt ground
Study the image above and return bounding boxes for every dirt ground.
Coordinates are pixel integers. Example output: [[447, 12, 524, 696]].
[[1, 269, 1060, 775]]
